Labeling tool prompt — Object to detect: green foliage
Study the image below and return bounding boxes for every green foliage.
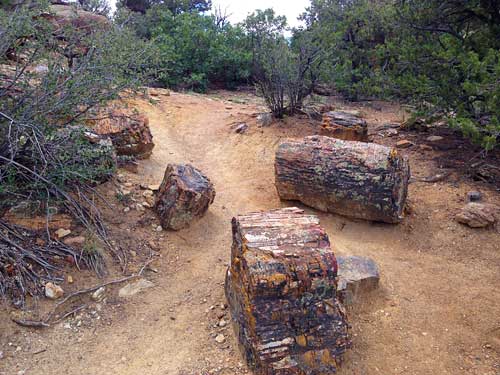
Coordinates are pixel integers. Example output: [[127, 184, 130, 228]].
[[304, 0, 500, 150], [121, 5, 251, 91], [243, 9, 323, 118], [118, 0, 211, 15], [0, 2, 155, 208]]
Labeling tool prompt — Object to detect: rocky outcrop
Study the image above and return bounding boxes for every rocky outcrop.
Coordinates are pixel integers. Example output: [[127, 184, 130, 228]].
[[225, 207, 351, 374], [87, 106, 154, 159], [44, 4, 109, 36], [154, 164, 215, 230], [275, 136, 411, 223], [321, 111, 368, 142]]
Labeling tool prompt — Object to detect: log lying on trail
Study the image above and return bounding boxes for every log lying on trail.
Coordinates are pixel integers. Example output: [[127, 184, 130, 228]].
[[154, 164, 215, 230], [225, 207, 351, 375], [321, 111, 368, 142], [275, 136, 410, 223]]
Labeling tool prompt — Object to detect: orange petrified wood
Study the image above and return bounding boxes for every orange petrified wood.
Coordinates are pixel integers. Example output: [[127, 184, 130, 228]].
[[225, 208, 350, 374]]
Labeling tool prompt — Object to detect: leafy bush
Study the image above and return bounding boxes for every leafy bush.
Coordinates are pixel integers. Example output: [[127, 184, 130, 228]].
[[118, 4, 251, 91], [244, 9, 323, 118], [304, 0, 500, 150]]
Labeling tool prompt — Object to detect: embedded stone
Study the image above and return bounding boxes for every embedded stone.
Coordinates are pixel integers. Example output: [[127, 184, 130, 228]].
[[337, 256, 380, 305], [455, 202, 499, 228]]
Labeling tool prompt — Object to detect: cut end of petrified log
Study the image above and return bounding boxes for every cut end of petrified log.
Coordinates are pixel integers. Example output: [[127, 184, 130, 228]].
[[275, 136, 410, 223], [154, 164, 215, 230], [225, 207, 351, 374]]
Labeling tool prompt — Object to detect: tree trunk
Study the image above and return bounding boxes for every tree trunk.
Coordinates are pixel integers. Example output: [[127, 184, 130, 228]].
[[225, 207, 350, 375], [275, 136, 410, 223]]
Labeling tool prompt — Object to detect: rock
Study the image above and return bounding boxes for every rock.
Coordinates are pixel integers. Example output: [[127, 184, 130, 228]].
[[215, 334, 226, 344], [87, 105, 154, 159], [45, 282, 64, 300], [455, 202, 499, 228], [142, 190, 154, 197], [91, 287, 106, 302], [256, 113, 273, 127], [218, 319, 227, 327], [46, 4, 109, 36], [275, 136, 411, 223], [321, 111, 368, 142], [118, 159, 139, 173], [337, 256, 380, 305], [426, 135, 444, 142], [55, 228, 71, 239], [148, 184, 160, 191], [225, 207, 350, 374], [396, 140, 413, 149], [67, 275, 74, 284], [466, 191, 482, 203], [419, 144, 433, 151], [382, 128, 398, 137], [118, 279, 154, 298], [63, 236, 86, 246], [234, 123, 248, 134], [154, 164, 215, 230]]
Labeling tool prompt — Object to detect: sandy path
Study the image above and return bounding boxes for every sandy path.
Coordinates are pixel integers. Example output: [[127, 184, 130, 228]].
[[1, 91, 499, 375]]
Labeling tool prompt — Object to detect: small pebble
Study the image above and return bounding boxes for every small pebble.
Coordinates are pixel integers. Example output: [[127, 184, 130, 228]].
[[215, 334, 226, 344]]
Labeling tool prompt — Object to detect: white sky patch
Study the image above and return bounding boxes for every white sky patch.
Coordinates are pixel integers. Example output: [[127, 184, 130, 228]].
[[107, 0, 310, 28]]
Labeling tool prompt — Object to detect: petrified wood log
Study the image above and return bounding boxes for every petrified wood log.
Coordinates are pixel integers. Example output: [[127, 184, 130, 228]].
[[275, 136, 410, 223], [321, 111, 368, 142], [154, 164, 215, 230], [87, 106, 154, 159], [225, 207, 350, 374]]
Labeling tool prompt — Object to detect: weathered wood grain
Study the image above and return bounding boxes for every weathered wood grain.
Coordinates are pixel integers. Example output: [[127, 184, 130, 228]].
[[154, 164, 215, 230], [225, 207, 351, 374], [275, 136, 410, 223], [321, 111, 368, 142]]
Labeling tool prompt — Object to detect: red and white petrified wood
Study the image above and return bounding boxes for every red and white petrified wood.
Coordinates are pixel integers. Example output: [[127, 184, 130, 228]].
[[225, 207, 350, 374], [275, 136, 410, 223], [154, 164, 215, 230]]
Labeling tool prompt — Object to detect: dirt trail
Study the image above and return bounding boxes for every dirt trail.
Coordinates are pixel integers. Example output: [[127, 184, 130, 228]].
[[1, 91, 499, 375]]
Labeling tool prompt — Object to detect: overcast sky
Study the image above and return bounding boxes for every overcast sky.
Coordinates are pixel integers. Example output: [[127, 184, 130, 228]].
[[108, 0, 311, 28]]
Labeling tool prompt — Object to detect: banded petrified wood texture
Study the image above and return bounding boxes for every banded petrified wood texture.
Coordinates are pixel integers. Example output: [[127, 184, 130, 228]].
[[321, 111, 368, 142], [275, 136, 410, 223], [225, 208, 350, 374], [154, 164, 215, 230]]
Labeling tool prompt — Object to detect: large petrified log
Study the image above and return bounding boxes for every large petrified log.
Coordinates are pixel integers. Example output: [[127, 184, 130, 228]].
[[321, 111, 368, 142], [154, 164, 215, 230], [225, 207, 350, 374], [275, 136, 410, 223]]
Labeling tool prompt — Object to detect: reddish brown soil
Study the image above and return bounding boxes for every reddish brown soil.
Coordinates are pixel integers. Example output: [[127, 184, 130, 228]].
[[0, 90, 499, 375]]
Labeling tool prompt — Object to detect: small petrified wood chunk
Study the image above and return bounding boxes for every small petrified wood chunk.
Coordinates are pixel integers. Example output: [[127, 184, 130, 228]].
[[275, 136, 410, 223], [154, 164, 215, 230], [225, 207, 350, 375], [321, 111, 368, 142], [337, 256, 380, 305]]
